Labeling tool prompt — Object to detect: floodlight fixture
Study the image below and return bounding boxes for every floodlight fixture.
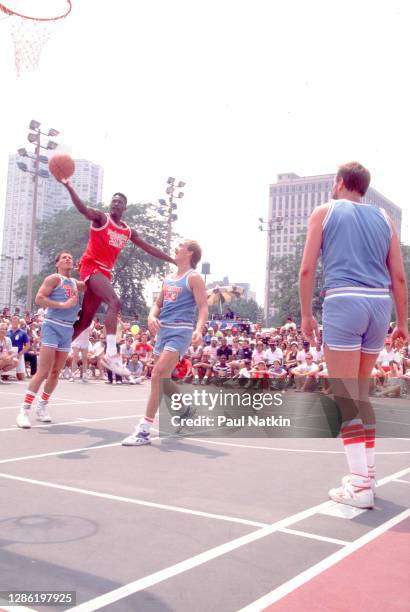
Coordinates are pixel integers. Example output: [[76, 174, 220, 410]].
[[177, 181, 185, 188], [38, 155, 49, 164], [170, 213, 178, 221], [177, 191, 184, 198], [17, 161, 28, 172], [27, 132, 39, 144], [29, 119, 40, 130], [38, 169, 50, 178], [166, 186, 173, 195], [167, 177, 175, 185], [48, 128, 59, 137], [17, 148, 28, 157], [47, 140, 58, 150]]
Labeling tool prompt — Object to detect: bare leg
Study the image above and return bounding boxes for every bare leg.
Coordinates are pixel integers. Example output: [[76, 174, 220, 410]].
[[43, 351, 70, 395], [72, 279, 103, 340], [79, 273, 120, 335], [26, 346, 58, 395], [145, 351, 181, 420]]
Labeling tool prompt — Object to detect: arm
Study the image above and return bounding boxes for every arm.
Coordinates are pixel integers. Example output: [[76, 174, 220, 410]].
[[35, 274, 78, 310], [130, 229, 175, 265], [75, 280, 86, 293], [61, 179, 106, 224], [147, 289, 164, 337], [386, 219, 409, 342], [189, 273, 209, 345], [299, 205, 328, 343]]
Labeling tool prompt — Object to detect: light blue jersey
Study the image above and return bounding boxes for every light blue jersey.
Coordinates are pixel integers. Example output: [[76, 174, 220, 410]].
[[45, 275, 79, 325], [322, 199, 392, 289], [321, 199, 393, 353], [160, 269, 196, 330]]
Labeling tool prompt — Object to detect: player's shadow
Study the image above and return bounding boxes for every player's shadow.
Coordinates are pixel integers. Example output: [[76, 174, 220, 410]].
[[36, 424, 125, 459], [152, 435, 227, 459], [351, 498, 409, 529]]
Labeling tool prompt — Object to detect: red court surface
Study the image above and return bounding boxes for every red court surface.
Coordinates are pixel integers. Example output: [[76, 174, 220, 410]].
[[265, 517, 410, 612]]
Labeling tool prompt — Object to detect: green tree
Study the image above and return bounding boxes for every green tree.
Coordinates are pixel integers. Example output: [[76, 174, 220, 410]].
[[270, 231, 323, 326], [15, 202, 170, 316], [208, 297, 264, 322]]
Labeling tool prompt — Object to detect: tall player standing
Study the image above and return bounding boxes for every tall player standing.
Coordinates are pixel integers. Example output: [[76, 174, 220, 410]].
[[299, 161, 408, 508], [59, 179, 175, 376]]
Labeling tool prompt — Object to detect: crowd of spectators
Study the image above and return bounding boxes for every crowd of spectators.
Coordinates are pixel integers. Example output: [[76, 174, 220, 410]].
[[1, 307, 409, 398]]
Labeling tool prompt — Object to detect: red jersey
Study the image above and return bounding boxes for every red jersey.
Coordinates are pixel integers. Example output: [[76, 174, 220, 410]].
[[80, 215, 131, 273]]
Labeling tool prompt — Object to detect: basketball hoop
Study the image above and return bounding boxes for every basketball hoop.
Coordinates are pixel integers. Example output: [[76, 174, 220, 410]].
[[0, 1, 72, 76]]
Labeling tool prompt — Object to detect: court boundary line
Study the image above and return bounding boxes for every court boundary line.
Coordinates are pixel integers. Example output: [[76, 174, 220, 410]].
[[278, 527, 349, 546], [0, 472, 268, 529], [238, 509, 410, 611], [0, 413, 143, 433], [0, 398, 147, 412]]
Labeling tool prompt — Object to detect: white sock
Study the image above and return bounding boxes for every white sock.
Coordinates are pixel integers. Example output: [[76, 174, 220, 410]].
[[364, 423, 376, 477], [341, 419, 368, 480], [139, 416, 154, 432], [106, 335, 117, 357]]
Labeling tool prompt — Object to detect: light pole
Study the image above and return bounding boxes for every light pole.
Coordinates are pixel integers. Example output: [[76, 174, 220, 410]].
[[16, 120, 59, 312], [259, 216, 283, 327], [158, 177, 186, 275], [2, 255, 24, 310]]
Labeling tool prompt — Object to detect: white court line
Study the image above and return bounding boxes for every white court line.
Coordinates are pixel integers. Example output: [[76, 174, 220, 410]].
[[0, 472, 267, 529], [238, 509, 410, 611], [0, 605, 36, 612], [0, 442, 123, 464], [0, 391, 83, 403], [393, 478, 410, 485], [278, 527, 349, 547], [0, 398, 147, 411], [0, 413, 143, 433], [169, 435, 410, 455]]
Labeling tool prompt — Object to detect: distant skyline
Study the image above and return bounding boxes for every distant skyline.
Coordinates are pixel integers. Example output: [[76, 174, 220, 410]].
[[1, 0, 409, 306]]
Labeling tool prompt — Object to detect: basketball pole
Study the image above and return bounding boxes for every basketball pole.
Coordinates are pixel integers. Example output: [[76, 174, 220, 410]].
[[26, 137, 40, 312]]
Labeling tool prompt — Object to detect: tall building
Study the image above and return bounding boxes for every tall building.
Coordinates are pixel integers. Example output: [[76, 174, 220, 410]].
[[0, 155, 103, 310], [264, 172, 402, 325]]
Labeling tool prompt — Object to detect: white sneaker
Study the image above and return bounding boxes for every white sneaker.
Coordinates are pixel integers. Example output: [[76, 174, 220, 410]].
[[82, 375, 89, 383], [342, 474, 376, 495], [16, 409, 31, 429], [101, 355, 130, 377], [36, 402, 52, 423], [329, 480, 374, 509], [121, 428, 151, 446]]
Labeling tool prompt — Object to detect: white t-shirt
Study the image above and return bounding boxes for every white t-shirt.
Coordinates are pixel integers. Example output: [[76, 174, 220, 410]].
[[238, 367, 251, 378], [264, 347, 283, 365], [310, 347, 323, 363], [0, 336, 13, 354], [297, 349, 310, 363], [294, 363, 319, 375], [377, 348, 401, 367]]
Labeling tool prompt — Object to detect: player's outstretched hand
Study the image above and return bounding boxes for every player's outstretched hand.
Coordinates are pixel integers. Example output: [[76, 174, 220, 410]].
[[301, 315, 319, 345], [148, 316, 161, 336]]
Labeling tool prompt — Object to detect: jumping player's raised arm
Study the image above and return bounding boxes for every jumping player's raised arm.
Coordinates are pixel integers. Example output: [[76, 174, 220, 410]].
[[60, 179, 106, 226], [129, 229, 175, 265]]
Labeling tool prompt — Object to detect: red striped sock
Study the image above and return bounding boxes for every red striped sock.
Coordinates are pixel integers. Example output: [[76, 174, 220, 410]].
[[22, 391, 36, 408], [364, 423, 376, 476], [140, 415, 154, 431], [41, 391, 51, 403], [341, 419, 368, 481]]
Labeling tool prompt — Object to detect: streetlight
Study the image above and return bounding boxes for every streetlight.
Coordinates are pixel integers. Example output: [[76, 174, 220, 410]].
[[259, 216, 283, 327], [16, 120, 59, 312], [1, 255, 24, 310], [158, 176, 186, 275]]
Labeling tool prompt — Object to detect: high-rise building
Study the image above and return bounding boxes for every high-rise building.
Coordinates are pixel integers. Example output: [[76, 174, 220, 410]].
[[264, 172, 402, 325], [0, 155, 103, 310]]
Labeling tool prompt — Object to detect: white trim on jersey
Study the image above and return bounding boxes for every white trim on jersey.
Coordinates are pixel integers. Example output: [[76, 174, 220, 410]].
[[379, 207, 393, 239], [90, 214, 109, 232], [322, 201, 334, 229]]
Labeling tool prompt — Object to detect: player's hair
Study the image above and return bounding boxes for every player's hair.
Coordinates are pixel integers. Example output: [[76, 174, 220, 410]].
[[112, 192, 127, 205], [336, 162, 371, 196], [186, 239, 202, 269]]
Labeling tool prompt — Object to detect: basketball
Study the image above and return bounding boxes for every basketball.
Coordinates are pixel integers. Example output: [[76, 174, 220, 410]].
[[48, 153, 75, 181]]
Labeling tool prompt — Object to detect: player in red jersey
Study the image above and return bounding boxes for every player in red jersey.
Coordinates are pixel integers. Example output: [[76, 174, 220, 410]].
[[61, 180, 175, 376]]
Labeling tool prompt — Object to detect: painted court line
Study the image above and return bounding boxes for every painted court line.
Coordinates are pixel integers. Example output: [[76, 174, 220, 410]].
[[62, 466, 408, 612], [278, 527, 349, 547], [0, 413, 143, 433], [0, 391, 83, 403], [0, 442, 123, 464], [0, 472, 267, 529], [393, 478, 410, 485], [238, 509, 410, 611], [0, 397, 147, 412]]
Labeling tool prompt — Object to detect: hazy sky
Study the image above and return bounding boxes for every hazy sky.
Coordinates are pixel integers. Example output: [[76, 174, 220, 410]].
[[1, 0, 409, 304]]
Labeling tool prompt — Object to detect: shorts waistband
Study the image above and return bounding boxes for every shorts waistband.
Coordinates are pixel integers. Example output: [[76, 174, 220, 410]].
[[44, 317, 74, 328], [324, 286, 390, 298]]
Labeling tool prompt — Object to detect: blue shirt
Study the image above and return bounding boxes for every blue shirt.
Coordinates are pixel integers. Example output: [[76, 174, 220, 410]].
[[8, 328, 29, 352]]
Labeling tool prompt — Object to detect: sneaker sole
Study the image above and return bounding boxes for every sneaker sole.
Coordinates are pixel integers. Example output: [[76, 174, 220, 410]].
[[16, 422, 31, 429], [101, 357, 130, 377], [329, 490, 374, 509], [121, 439, 151, 446]]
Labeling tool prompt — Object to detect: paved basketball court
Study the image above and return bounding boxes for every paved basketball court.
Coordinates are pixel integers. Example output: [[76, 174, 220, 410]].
[[0, 380, 409, 611]]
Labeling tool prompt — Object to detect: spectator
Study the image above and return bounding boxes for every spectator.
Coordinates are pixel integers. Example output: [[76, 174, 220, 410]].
[[7, 315, 30, 380], [127, 353, 144, 384], [192, 354, 213, 385], [377, 337, 401, 373], [0, 322, 18, 379], [264, 340, 284, 366], [217, 336, 233, 361], [251, 341, 266, 367], [269, 358, 287, 391], [212, 354, 232, 385], [293, 354, 319, 392]]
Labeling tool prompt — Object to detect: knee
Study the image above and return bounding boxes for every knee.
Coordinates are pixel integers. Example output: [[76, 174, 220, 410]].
[[107, 295, 121, 311]]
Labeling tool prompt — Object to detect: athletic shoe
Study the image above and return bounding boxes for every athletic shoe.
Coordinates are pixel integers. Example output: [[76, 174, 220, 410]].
[[69, 376, 75, 382], [16, 409, 31, 429], [82, 375, 89, 383], [101, 355, 130, 377], [329, 480, 374, 509], [121, 429, 151, 446], [35, 401, 52, 423], [342, 474, 376, 495]]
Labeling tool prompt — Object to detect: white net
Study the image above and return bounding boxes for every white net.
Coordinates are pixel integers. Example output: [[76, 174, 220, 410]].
[[0, 1, 71, 76]]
